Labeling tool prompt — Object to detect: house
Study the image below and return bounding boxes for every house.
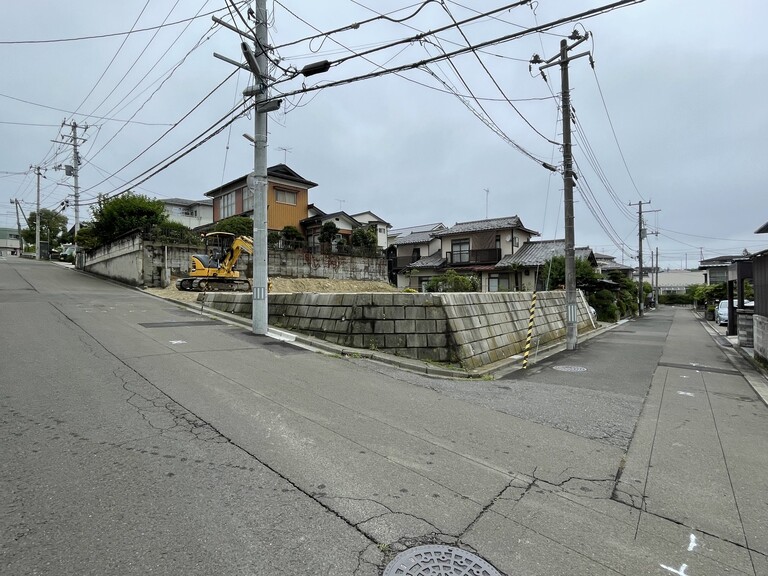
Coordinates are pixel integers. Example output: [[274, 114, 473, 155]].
[[204, 164, 317, 232], [350, 211, 391, 250], [301, 207, 361, 251], [400, 216, 539, 291], [752, 220, 768, 365], [0, 227, 22, 255], [161, 198, 213, 229], [699, 254, 747, 285], [594, 252, 633, 279], [387, 224, 446, 288], [654, 270, 708, 296], [496, 239, 597, 291]]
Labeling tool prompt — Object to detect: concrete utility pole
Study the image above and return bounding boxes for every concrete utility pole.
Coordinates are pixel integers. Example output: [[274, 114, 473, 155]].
[[631, 200, 648, 316], [55, 121, 86, 244], [246, 0, 270, 335], [538, 33, 590, 350], [32, 166, 42, 259]]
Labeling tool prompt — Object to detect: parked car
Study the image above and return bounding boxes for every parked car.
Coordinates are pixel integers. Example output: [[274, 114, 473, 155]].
[[59, 246, 77, 261], [715, 299, 754, 326]]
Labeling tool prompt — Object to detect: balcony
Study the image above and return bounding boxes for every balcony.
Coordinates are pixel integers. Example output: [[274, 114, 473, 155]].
[[392, 255, 422, 270], [445, 248, 501, 265]]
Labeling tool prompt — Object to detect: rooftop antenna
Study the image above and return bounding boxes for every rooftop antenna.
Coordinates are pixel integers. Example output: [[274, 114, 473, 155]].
[[483, 188, 490, 219], [276, 146, 292, 164], [335, 198, 345, 211]]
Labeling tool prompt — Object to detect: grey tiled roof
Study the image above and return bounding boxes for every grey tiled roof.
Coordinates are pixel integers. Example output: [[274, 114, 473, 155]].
[[163, 197, 212, 207], [433, 216, 538, 237], [600, 260, 633, 270], [393, 231, 436, 246], [496, 239, 594, 267], [407, 253, 446, 269], [390, 223, 445, 237]]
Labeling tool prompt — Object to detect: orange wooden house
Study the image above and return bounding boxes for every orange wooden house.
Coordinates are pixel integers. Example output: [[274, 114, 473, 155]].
[[204, 164, 318, 232]]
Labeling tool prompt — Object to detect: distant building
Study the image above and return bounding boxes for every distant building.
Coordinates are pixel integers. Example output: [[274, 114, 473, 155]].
[[161, 198, 213, 229], [0, 227, 22, 255]]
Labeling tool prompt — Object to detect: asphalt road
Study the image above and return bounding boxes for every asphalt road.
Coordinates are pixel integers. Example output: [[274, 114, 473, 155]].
[[2, 257, 766, 576]]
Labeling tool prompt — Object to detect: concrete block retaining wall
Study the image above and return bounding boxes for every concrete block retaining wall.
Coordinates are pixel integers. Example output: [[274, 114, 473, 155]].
[[201, 290, 595, 369]]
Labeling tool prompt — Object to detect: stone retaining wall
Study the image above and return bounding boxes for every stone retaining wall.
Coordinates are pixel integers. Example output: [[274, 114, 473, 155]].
[[754, 313, 767, 367], [200, 290, 596, 369]]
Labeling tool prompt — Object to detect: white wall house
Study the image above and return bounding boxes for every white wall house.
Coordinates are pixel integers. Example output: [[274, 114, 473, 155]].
[[162, 198, 213, 229]]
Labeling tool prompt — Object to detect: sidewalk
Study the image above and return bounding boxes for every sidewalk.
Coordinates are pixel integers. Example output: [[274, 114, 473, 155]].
[[461, 306, 768, 576]]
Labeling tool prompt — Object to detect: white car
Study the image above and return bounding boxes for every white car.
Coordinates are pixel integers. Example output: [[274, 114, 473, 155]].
[[715, 299, 754, 326]]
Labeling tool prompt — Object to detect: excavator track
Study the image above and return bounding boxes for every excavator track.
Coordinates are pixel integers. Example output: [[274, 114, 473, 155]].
[[175, 277, 252, 292]]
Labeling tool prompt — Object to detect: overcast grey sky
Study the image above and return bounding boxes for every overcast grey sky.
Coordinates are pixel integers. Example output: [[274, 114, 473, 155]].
[[1, 0, 766, 269]]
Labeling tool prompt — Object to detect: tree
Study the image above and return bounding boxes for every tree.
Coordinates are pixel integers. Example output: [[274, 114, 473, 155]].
[[318, 221, 338, 244], [21, 209, 68, 247], [350, 226, 377, 249], [539, 256, 598, 290], [90, 192, 167, 245], [425, 269, 480, 292], [280, 225, 304, 248], [214, 216, 253, 237]]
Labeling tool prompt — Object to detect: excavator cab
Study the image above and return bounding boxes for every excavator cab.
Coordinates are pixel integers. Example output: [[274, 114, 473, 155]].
[[200, 232, 234, 269]]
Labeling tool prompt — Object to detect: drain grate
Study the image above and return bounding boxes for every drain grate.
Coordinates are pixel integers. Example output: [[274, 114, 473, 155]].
[[383, 545, 501, 576], [552, 365, 587, 373]]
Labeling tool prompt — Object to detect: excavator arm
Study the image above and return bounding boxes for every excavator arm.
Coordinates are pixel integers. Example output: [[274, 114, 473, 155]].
[[219, 235, 253, 274]]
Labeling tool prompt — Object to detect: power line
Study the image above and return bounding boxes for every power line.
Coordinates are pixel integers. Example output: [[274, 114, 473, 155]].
[[0, 6, 232, 45]]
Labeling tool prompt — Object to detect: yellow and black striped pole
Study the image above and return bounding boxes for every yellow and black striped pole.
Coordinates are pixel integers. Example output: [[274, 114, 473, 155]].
[[523, 291, 537, 369]]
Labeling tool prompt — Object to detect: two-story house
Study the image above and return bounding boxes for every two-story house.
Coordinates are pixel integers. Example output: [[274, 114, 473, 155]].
[[161, 198, 213, 229], [204, 164, 317, 232], [301, 207, 361, 251], [400, 216, 539, 291], [387, 223, 446, 287], [350, 211, 391, 250]]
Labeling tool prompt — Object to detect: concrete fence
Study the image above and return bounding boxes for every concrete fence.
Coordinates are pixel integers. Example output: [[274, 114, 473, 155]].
[[200, 290, 596, 369], [82, 231, 388, 287]]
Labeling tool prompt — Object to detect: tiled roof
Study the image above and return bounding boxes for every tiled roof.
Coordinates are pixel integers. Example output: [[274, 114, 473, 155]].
[[407, 253, 446, 269], [392, 231, 437, 246], [390, 223, 445, 237], [433, 216, 538, 237], [163, 197, 212, 207], [600, 260, 633, 271], [496, 239, 594, 267]]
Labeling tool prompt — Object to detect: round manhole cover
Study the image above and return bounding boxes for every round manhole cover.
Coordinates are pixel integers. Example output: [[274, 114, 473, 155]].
[[552, 365, 587, 372], [383, 545, 501, 576]]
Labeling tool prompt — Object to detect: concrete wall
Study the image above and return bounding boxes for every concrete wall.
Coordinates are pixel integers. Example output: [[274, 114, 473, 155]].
[[268, 251, 387, 282], [754, 314, 767, 367], [201, 290, 595, 369], [82, 233, 144, 286], [84, 231, 387, 287]]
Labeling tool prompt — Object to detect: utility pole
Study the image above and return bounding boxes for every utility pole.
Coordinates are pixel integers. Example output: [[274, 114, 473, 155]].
[[630, 200, 646, 316], [246, 0, 270, 335], [537, 32, 591, 350], [31, 166, 43, 259], [11, 199, 25, 254], [55, 120, 86, 244]]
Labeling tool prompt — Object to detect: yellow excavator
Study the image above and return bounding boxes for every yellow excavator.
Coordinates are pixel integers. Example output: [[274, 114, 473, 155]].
[[176, 232, 253, 292]]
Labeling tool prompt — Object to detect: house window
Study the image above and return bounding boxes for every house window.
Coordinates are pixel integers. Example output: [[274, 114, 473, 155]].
[[242, 187, 253, 212], [451, 239, 470, 263], [513, 236, 519, 247], [411, 247, 421, 262], [220, 192, 235, 218], [495, 235, 501, 250], [378, 227, 385, 233], [489, 273, 510, 292], [276, 188, 297, 205]]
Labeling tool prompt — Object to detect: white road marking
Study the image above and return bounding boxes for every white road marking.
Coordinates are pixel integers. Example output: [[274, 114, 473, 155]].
[[660, 563, 688, 576], [169, 340, 187, 345], [677, 391, 695, 397], [688, 534, 698, 551]]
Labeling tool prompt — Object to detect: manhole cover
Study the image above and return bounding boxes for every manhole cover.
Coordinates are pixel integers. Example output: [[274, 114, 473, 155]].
[[552, 365, 587, 372], [383, 545, 501, 576]]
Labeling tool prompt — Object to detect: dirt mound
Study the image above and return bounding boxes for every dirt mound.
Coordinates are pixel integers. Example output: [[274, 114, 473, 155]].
[[144, 277, 398, 303]]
